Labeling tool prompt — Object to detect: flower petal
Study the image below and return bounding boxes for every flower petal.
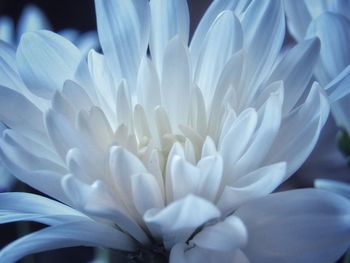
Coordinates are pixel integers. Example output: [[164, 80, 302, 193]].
[[190, 0, 248, 65], [94, 0, 150, 91], [0, 220, 136, 263], [239, 0, 285, 105], [284, 0, 311, 41], [150, 0, 189, 74], [266, 38, 320, 114], [265, 83, 329, 176], [190, 215, 247, 252], [161, 36, 191, 126], [131, 172, 164, 217], [144, 194, 220, 249], [17, 30, 81, 98], [306, 12, 350, 85], [0, 86, 44, 133], [0, 192, 86, 225], [194, 11, 242, 104], [217, 162, 286, 215], [235, 189, 350, 263]]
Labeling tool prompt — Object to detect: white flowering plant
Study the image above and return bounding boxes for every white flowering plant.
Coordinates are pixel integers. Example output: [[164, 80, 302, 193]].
[[0, 0, 350, 262]]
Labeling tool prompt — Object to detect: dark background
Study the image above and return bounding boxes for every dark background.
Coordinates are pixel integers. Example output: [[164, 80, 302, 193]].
[[0, 1, 211, 262], [0, 0, 212, 37]]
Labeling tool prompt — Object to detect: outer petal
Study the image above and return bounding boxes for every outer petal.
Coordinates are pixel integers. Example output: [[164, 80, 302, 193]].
[[16, 30, 81, 98], [94, 0, 150, 91], [306, 13, 350, 85], [265, 83, 330, 176], [0, 192, 86, 225], [194, 11, 242, 104], [190, 0, 249, 65], [284, 0, 311, 41], [0, 220, 136, 263], [144, 195, 220, 249], [235, 189, 350, 263], [150, 0, 189, 74], [239, 0, 285, 105], [266, 38, 320, 114]]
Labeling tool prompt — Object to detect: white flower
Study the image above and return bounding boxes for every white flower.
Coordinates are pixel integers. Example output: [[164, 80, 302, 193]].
[[0, 0, 349, 262], [0, 4, 98, 53]]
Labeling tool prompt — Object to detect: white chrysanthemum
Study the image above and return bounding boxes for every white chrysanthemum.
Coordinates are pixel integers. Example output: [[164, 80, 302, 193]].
[[0, 0, 350, 262]]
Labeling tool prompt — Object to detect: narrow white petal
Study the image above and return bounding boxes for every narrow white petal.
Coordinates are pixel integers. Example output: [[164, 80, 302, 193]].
[[0, 220, 136, 263], [137, 57, 161, 114], [284, 0, 311, 41], [217, 162, 287, 215], [0, 192, 86, 225], [239, 0, 285, 105], [233, 88, 283, 178], [94, 0, 150, 91], [88, 50, 117, 111], [62, 175, 150, 244], [266, 38, 320, 114], [150, 0, 189, 74], [190, 0, 246, 65], [219, 108, 257, 184], [209, 50, 243, 123], [265, 83, 330, 176], [325, 64, 350, 103], [109, 146, 147, 218], [196, 155, 223, 202], [161, 36, 191, 126], [195, 11, 242, 103], [236, 189, 350, 263], [307, 13, 350, 84]]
